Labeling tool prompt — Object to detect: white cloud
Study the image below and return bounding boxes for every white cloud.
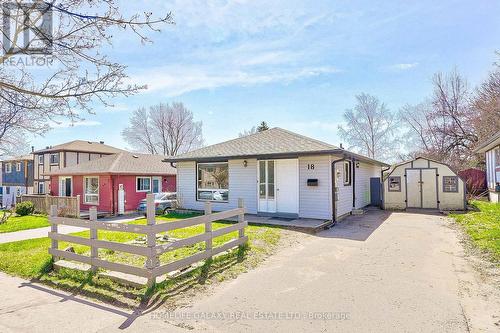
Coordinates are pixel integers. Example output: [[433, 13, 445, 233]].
[[51, 120, 102, 128], [131, 65, 339, 97], [388, 62, 419, 70]]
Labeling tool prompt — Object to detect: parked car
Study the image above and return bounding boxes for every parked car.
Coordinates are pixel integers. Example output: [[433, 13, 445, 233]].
[[137, 192, 177, 215]]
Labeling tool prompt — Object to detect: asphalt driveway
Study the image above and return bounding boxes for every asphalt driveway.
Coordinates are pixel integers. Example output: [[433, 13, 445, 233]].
[[0, 210, 498, 332]]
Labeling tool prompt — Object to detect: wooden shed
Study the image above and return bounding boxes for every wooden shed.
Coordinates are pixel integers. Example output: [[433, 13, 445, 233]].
[[383, 157, 466, 211]]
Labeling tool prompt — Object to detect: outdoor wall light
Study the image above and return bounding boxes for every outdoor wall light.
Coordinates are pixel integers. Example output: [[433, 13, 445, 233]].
[[243, 160, 248, 167], [356, 161, 360, 168]]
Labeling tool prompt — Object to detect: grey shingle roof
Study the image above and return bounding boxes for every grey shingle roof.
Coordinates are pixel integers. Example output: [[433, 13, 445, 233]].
[[44, 152, 176, 176], [167, 127, 389, 166], [166, 127, 339, 161], [34, 140, 124, 154]]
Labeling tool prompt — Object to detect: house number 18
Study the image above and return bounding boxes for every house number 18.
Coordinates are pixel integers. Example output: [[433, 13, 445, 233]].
[[308, 164, 315, 170]]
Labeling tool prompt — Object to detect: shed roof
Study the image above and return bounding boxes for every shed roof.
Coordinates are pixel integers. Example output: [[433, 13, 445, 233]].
[[34, 140, 124, 154], [165, 127, 388, 166], [473, 131, 500, 154], [44, 152, 176, 176]]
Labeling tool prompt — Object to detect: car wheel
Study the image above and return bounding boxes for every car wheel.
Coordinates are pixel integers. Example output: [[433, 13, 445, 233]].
[[163, 208, 171, 215]]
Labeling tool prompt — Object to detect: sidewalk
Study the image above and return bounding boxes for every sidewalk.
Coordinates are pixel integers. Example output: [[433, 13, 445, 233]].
[[0, 214, 143, 244]]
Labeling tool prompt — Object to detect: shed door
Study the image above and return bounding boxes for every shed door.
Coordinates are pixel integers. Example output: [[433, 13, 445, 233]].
[[421, 169, 437, 209], [370, 177, 381, 206], [406, 170, 421, 208]]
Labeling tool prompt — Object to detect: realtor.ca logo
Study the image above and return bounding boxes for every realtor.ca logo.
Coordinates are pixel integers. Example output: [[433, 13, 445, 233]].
[[2, 1, 53, 65]]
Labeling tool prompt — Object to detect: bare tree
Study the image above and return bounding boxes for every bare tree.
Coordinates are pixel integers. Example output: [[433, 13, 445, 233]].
[[399, 70, 478, 169], [0, 1, 173, 151], [122, 102, 203, 156], [238, 126, 258, 137], [338, 93, 399, 160], [121, 108, 158, 154], [472, 52, 500, 143]]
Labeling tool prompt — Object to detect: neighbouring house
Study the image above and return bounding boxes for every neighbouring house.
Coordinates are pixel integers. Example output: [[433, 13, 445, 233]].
[[383, 157, 466, 211], [165, 128, 389, 221], [44, 152, 176, 215], [33, 140, 124, 195], [473, 131, 500, 203], [1, 155, 34, 208]]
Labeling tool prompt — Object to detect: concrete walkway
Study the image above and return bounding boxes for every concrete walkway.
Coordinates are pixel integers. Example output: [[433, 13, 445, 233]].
[[0, 211, 498, 332], [0, 214, 143, 244]]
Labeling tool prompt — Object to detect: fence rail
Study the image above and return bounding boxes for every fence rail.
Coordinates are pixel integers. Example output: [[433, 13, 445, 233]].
[[21, 194, 80, 218], [48, 194, 247, 286]]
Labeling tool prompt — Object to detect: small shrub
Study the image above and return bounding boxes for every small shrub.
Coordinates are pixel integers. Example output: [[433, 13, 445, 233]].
[[15, 201, 35, 216]]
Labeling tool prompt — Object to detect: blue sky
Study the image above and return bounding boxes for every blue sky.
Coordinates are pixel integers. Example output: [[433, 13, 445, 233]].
[[33, 0, 500, 152]]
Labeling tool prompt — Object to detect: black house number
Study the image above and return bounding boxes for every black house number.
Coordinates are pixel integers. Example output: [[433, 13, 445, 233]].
[[308, 164, 315, 170]]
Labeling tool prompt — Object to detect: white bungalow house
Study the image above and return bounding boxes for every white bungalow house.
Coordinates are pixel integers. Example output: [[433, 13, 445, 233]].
[[165, 128, 389, 222], [474, 131, 500, 203]]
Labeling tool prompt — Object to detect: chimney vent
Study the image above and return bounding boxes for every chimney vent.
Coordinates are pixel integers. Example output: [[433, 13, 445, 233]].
[[340, 143, 344, 149]]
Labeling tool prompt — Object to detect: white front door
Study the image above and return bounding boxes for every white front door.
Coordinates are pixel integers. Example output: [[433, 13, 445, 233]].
[[258, 160, 276, 213], [276, 159, 299, 214]]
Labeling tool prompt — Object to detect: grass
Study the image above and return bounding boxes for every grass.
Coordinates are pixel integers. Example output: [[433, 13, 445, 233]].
[[0, 212, 282, 308], [0, 214, 50, 233], [451, 200, 500, 263]]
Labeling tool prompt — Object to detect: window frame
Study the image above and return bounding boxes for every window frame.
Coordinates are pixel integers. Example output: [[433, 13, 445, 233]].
[[442, 176, 459, 193], [38, 182, 45, 194], [5, 163, 12, 173], [83, 176, 99, 205], [136, 176, 152, 192], [49, 153, 59, 165], [196, 162, 229, 202], [343, 160, 352, 186], [388, 176, 401, 192], [38, 155, 44, 165], [16, 162, 21, 172]]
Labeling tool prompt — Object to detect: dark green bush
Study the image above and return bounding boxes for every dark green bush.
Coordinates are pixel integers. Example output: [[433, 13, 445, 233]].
[[15, 201, 35, 216]]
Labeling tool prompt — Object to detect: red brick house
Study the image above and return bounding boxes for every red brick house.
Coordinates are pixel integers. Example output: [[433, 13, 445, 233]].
[[45, 152, 176, 215]]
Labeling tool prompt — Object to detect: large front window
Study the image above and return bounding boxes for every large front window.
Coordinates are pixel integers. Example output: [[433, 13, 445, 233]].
[[197, 162, 229, 201], [84, 177, 99, 204]]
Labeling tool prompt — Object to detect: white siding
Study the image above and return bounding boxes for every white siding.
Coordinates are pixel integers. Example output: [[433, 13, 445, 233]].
[[354, 162, 381, 209], [298, 155, 332, 219], [176, 159, 258, 214]]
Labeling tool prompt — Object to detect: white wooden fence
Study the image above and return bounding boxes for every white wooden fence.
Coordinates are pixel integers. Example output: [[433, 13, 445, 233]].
[[48, 194, 247, 287], [21, 194, 80, 218]]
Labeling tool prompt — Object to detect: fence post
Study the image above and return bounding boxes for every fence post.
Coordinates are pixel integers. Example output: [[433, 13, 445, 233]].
[[50, 205, 59, 262], [238, 198, 245, 240], [89, 207, 98, 272], [76, 195, 81, 219], [145, 193, 159, 288], [204, 202, 212, 258], [45, 195, 50, 215]]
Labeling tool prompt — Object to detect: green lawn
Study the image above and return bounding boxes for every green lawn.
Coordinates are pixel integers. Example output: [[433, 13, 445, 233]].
[[0, 214, 50, 233], [451, 201, 500, 263], [0, 212, 282, 308]]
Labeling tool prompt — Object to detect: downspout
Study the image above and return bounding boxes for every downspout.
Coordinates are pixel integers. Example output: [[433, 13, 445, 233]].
[[380, 166, 391, 209], [352, 158, 356, 209], [331, 157, 348, 224]]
